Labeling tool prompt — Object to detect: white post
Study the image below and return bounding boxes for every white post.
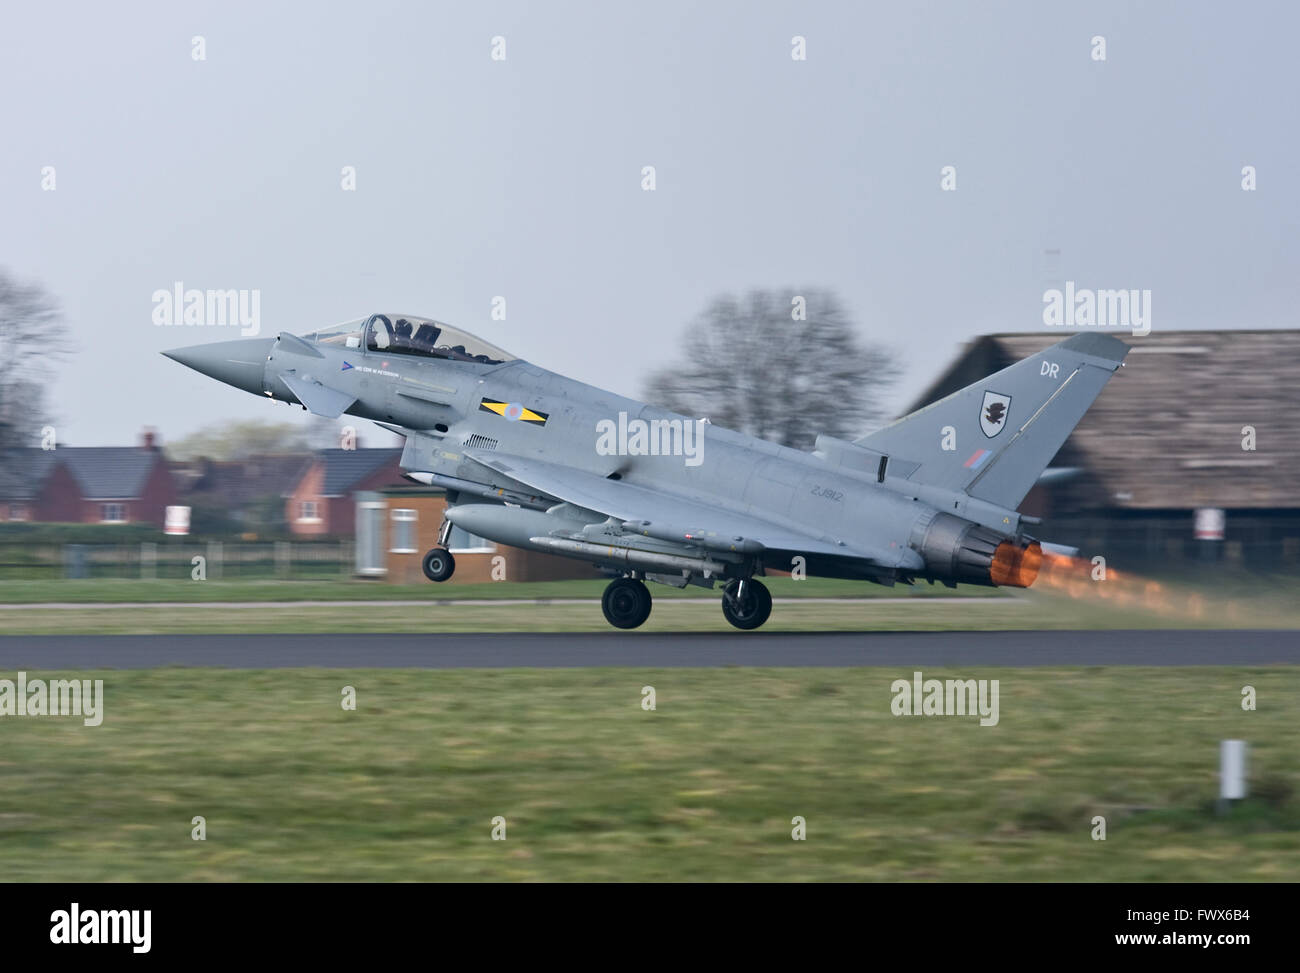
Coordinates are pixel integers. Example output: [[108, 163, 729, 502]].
[[1219, 740, 1247, 811]]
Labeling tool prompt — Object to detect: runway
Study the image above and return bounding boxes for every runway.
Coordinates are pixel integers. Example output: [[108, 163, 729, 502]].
[[0, 629, 1297, 669]]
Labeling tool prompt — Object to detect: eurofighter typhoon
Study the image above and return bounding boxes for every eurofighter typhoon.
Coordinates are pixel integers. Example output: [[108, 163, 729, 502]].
[[164, 315, 1127, 629]]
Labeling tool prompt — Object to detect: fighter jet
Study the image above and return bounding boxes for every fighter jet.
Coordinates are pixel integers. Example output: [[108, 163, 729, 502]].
[[164, 315, 1127, 630]]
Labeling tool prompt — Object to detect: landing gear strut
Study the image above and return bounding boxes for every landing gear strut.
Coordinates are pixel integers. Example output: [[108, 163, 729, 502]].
[[421, 548, 455, 582], [721, 578, 772, 630], [601, 577, 652, 629]]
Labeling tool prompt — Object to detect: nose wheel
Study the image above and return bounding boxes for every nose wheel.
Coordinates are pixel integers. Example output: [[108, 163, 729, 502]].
[[421, 547, 455, 583], [721, 578, 772, 630], [601, 577, 652, 629]]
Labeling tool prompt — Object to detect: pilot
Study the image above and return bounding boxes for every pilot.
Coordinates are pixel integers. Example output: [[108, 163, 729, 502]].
[[367, 314, 392, 350], [412, 323, 441, 355], [393, 318, 414, 350]]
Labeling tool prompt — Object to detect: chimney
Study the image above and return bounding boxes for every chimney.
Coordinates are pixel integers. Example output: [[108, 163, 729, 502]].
[[141, 428, 158, 450]]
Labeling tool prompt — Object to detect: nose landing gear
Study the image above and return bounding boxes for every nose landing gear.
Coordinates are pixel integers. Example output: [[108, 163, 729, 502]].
[[422, 519, 457, 583], [721, 577, 772, 630], [421, 547, 455, 582]]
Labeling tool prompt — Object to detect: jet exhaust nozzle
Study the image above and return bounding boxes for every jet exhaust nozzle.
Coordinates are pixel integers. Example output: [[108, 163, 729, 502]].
[[914, 511, 1040, 588], [990, 540, 1042, 588]]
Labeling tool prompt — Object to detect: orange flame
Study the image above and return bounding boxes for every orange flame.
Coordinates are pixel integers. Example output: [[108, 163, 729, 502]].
[[1030, 552, 1216, 619], [991, 541, 1043, 588]]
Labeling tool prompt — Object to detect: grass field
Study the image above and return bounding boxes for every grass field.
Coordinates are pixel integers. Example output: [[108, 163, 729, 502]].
[[4, 569, 1296, 882], [0, 597, 1215, 635], [1, 571, 1296, 634], [0, 575, 1004, 604], [1, 666, 1295, 881], [4, 564, 1293, 607], [0, 596, 1042, 634]]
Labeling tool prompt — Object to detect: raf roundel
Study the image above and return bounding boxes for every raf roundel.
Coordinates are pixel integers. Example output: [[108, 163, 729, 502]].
[[477, 398, 549, 425]]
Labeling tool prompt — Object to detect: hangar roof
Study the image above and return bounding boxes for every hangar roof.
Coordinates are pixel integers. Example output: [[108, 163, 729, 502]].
[[906, 330, 1300, 510]]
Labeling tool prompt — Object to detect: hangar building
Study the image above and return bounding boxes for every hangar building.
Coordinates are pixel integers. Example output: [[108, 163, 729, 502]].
[[906, 329, 1300, 568]]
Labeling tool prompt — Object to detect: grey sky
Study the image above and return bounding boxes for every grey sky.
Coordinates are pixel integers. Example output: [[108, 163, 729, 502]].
[[2, 0, 1296, 448]]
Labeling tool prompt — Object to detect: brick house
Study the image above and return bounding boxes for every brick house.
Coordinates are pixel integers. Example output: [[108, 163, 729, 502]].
[[172, 452, 312, 534], [356, 488, 597, 583], [0, 431, 178, 526], [0, 450, 55, 522], [285, 448, 408, 536]]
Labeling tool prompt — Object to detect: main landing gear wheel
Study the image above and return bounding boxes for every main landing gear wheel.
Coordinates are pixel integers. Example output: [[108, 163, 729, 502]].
[[421, 548, 455, 582], [602, 577, 652, 629], [722, 578, 772, 630]]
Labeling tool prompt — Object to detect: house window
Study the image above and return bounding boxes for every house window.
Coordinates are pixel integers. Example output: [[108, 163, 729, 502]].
[[389, 508, 418, 553], [448, 525, 494, 553], [298, 501, 320, 522], [7, 504, 27, 522], [101, 503, 126, 523]]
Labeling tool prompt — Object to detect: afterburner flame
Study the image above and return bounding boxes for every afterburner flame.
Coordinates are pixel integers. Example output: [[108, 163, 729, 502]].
[[1034, 553, 1183, 616], [990, 540, 1043, 588]]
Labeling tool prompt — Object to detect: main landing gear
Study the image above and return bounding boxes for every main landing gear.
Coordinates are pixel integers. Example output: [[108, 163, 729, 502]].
[[721, 578, 772, 630], [598, 575, 773, 631], [601, 577, 652, 629]]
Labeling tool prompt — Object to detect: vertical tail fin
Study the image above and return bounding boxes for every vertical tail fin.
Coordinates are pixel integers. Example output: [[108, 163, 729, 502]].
[[856, 333, 1128, 509]]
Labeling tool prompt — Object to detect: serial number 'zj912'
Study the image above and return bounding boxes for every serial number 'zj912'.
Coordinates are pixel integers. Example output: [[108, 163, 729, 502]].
[[810, 485, 844, 502]]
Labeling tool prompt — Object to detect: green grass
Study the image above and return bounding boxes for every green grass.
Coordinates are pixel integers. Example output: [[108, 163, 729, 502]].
[[1, 667, 1295, 881], [0, 591, 1185, 634], [0, 576, 1003, 604], [4, 567, 1298, 638], [1, 577, 1297, 634]]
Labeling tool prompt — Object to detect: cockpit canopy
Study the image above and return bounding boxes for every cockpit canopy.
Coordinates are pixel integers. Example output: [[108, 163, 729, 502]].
[[305, 314, 515, 365]]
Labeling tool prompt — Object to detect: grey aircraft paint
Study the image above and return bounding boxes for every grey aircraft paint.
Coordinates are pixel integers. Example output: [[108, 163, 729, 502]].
[[164, 314, 1128, 629]]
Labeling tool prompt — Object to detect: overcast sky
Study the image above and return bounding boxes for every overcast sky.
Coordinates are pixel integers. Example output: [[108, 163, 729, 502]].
[[2, 0, 1296, 448]]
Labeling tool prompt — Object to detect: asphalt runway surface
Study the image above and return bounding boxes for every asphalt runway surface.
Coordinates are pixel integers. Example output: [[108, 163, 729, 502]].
[[0, 629, 1297, 668]]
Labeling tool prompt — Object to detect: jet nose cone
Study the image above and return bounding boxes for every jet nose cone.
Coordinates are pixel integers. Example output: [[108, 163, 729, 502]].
[[162, 337, 276, 395]]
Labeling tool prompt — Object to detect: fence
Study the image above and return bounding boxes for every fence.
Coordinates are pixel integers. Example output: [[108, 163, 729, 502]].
[[1041, 510, 1300, 572], [0, 540, 355, 581]]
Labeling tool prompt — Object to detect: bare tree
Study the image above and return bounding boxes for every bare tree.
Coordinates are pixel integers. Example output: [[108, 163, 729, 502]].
[[643, 289, 901, 449], [0, 267, 68, 451], [166, 416, 387, 461], [168, 419, 319, 461]]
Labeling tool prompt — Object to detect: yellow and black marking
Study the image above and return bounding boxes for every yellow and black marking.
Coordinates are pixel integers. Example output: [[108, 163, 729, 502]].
[[478, 398, 549, 425]]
